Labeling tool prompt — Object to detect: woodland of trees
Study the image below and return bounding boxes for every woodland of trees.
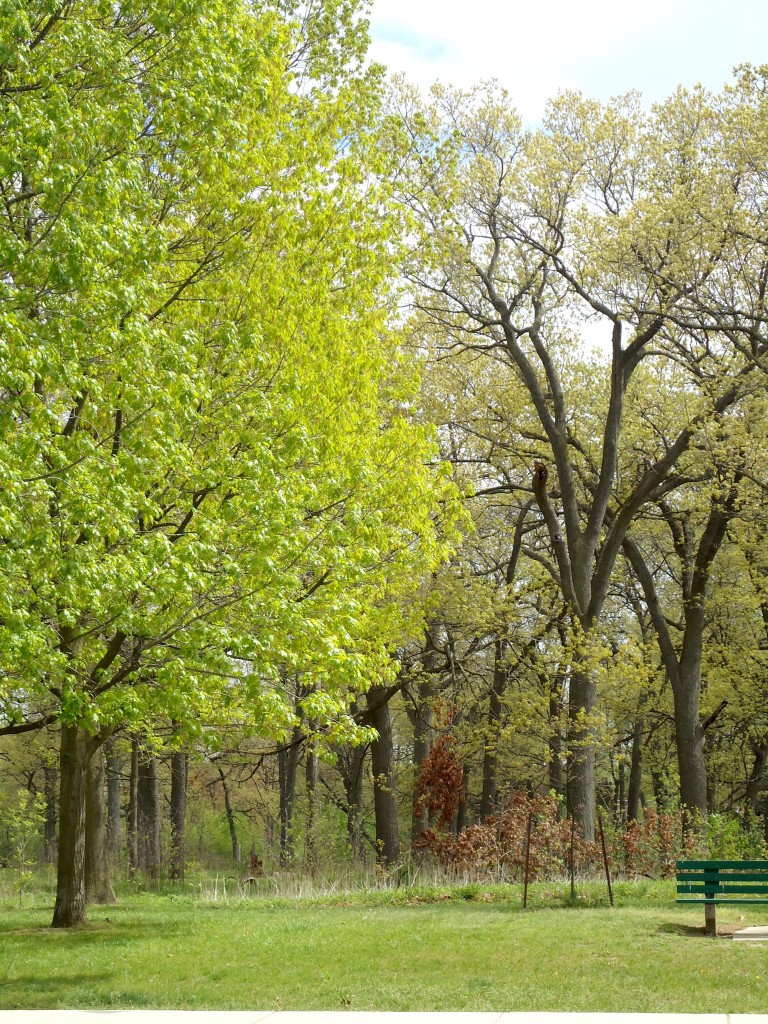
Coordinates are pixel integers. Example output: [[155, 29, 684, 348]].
[[3, 0, 768, 928]]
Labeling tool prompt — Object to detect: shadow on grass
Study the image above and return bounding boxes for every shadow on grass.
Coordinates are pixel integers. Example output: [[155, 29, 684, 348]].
[[658, 922, 709, 937]]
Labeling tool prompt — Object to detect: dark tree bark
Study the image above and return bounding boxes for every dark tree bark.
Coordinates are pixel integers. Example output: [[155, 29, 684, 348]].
[[626, 719, 644, 823], [105, 742, 121, 860], [277, 728, 303, 866], [305, 741, 318, 868], [169, 751, 188, 881], [366, 685, 400, 867], [406, 628, 440, 844], [136, 751, 160, 879], [85, 745, 116, 904], [216, 764, 240, 864], [338, 741, 367, 861], [126, 739, 139, 872], [52, 725, 90, 927]]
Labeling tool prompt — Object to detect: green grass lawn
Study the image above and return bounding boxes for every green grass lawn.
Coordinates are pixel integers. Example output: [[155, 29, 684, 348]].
[[1, 882, 767, 1012]]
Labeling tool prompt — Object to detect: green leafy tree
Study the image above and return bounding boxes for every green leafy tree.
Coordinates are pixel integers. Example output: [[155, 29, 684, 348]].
[[0, 1, 456, 925]]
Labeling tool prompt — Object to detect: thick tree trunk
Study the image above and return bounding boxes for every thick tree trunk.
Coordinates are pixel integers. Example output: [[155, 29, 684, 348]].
[[85, 746, 116, 904], [480, 638, 507, 819], [126, 739, 139, 872], [278, 732, 302, 866], [52, 725, 90, 927], [105, 743, 122, 860], [43, 761, 58, 863], [169, 751, 188, 881], [367, 686, 400, 867], [567, 667, 596, 842], [626, 719, 644, 823], [137, 752, 160, 879], [674, 646, 708, 820]]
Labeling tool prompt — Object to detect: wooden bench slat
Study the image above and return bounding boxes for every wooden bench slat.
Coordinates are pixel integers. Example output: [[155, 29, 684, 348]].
[[677, 872, 768, 882], [676, 860, 768, 869], [677, 898, 768, 904], [678, 884, 768, 895]]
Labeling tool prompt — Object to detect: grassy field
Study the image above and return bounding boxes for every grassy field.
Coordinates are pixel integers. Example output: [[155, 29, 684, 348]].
[[1, 881, 767, 1012]]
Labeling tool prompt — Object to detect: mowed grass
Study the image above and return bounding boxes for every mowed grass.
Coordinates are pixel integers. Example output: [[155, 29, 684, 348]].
[[1, 883, 767, 1012]]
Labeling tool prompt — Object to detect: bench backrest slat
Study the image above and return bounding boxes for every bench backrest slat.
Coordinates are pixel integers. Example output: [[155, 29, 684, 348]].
[[677, 860, 768, 870], [677, 872, 768, 882]]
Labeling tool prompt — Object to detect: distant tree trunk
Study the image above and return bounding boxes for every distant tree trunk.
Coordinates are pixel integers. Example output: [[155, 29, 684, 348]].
[[105, 742, 122, 860], [217, 764, 240, 864], [481, 637, 508, 818], [277, 730, 302, 866], [305, 741, 318, 869], [169, 751, 188, 881], [126, 739, 139, 872], [43, 761, 58, 863], [85, 746, 116, 904], [367, 686, 400, 867], [407, 669, 435, 845], [137, 752, 160, 879], [547, 672, 565, 815], [626, 719, 644, 823], [339, 742, 367, 862], [567, 665, 597, 842], [52, 725, 91, 927]]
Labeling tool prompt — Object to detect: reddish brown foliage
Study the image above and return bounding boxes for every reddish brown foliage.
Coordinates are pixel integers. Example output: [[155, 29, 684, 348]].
[[416, 735, 465, 829], [416, 792, 601, 880]]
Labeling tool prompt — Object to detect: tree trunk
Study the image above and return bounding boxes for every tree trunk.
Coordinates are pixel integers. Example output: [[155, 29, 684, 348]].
[[547, 667, 566, 815], [339, 743, 367, 862], [52, 725, 90, 927], [277, 731, 302, 866], [480, 638, 507, 818], [674, 648, 708, 820], [137, 751, 160, 879], [367, 686, 400, 867], [406, 678, 434, 845], [216, 765, 240, 864], [126, 739, 139, 872], [43, 761, 58, 863], [85, 745, 116, 904], [169, 751, 188, 881], [105, 743, 122, 861], [626, 718, 644, 823], [305, 742, 318, 869], [746, 739, 768, 814], [567, 666, 596, 842]]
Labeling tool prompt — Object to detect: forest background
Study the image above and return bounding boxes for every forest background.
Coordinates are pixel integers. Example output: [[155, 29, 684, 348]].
[[3, 0, 768, 929]]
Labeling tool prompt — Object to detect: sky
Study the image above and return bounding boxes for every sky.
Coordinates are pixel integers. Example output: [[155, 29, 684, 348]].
[[367, 0, 768, 122]]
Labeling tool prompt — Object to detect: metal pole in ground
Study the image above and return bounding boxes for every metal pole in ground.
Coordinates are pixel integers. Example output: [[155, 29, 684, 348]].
[[597, 811, 613, 907], [523, 810, 533, 908]]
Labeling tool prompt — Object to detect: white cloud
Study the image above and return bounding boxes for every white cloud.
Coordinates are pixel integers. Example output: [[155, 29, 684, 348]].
[[369, 0, 768, 120]]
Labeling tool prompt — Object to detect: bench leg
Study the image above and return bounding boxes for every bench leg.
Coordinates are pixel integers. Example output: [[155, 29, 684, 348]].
[[704, 903, 717, 937]]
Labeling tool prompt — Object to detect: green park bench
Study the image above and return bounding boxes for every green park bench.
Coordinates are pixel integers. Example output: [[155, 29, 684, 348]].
[[676, 860, 768, 936]]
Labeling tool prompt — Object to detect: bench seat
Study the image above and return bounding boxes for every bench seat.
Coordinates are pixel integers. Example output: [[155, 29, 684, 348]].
[[676, 860, 768, 935]]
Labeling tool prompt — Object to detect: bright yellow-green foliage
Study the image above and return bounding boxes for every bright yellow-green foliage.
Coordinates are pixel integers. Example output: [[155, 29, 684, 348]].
[[0, 1, 457, 747]]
